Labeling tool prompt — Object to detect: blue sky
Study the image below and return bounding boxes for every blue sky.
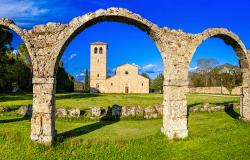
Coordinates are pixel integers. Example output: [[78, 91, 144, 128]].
[[1, 0, 250, 80]]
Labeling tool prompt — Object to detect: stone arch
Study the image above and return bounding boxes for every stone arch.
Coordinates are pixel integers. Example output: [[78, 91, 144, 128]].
[[189, 28, 250, 120], [53, 8, 164, 72], [38, 8, 170, 144], [0, 18, 33, 60], [192, 28, 248, 70]]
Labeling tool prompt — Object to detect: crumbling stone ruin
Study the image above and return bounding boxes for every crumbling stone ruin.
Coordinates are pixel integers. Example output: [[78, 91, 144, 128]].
[[1, 8, 250, 145]]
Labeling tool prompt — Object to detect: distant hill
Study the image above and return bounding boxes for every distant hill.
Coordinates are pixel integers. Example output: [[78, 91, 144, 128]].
[[215, 63, 240, 74], [189, 63, 240, 75]]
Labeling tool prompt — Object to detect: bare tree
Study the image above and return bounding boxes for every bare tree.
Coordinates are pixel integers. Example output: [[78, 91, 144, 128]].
[[197, 58, 219, 86]]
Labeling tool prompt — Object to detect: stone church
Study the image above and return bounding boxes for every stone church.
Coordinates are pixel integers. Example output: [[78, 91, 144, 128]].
[[90, 42, 149, 93]]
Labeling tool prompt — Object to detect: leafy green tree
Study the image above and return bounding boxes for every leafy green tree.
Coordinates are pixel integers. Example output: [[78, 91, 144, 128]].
[[18, 43, 31, 66], [56, 61, 74, 92], [0, 28, 13, 53], [84, 69, 90, 92], [141, 72, 150, 79], [151, 74, 164, 93], [0, 28, 15, 91]]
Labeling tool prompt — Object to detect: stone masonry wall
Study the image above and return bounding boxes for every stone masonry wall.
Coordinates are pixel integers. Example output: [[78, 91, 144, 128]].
[[189, 86, 242, 95]]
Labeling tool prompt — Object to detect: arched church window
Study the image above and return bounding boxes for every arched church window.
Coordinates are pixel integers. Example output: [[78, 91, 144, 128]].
[[111, 83, 113, 86], [142, 83, 143, 86], [96, 83, 99, 88], [97, 74, 99, 77], [99, 47, 103, 54], [125, 71, 129, 75], [94, 47, 98, 54]]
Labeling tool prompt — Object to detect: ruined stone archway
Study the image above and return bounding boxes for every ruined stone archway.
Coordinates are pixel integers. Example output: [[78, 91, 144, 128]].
[[187, 28, 250, 121], [54, 8, 174, 143], [27, 8, 173, 145], [1, 8, 250, 145], [54, 8, 165, 70]]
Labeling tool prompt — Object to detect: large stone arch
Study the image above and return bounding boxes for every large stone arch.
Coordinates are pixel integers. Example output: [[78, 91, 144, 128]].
[[187, 28, 250, 121], [28, 8, 172, 145], [53, 8, 165, 74]]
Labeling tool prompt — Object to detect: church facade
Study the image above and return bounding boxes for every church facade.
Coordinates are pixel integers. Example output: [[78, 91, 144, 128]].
[[90, 42, 149, 93]]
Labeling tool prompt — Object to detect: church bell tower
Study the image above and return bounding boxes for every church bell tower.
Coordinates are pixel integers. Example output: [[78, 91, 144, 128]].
[[90, 42, 107, 93]]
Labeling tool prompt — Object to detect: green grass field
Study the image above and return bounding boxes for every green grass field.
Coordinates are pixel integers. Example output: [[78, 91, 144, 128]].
[[1, 110, 250, 159], [0, 92, 240, 109], [0, 93, 249, 159]]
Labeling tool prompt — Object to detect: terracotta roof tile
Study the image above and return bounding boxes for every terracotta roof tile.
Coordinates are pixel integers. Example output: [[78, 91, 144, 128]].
[[91, 42, 107, 45]]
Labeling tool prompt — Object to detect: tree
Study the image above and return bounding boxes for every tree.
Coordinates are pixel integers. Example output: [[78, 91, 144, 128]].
[[84, 69, 90, 92], [141, 72, 150, 79], [0, 28, 13, 53], [197, 58, 219, 69], [0, 28, 13, 90], [151, 74, 164, 93], [197, 58, 219, 86], [18, 43, 31, 66], [56, 60, 74, 92]]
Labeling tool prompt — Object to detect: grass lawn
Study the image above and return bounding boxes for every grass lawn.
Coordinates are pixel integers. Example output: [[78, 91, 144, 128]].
[[0, 92, 248, 159], [0, 109, 250, 159], [0, 92, 240, 109]]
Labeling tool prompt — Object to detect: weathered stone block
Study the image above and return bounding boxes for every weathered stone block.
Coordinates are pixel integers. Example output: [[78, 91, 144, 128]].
[[163, 86, 188, 101], [56, 108, 67, 117], [90, 107, 102, 117], [135, 106, 144, 117], [0, 106, 11, 112], [68, 108, 81, 118], [18, 105, 32, 116], [154, 104, 163, 115], [144, 106, 158, 119], [31, 112, 55, 145], [122, 106, 136, 117]]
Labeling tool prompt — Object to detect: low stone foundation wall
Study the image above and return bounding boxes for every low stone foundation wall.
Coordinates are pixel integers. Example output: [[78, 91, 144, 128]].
[[89, 104, 163, 120], [1, 103, 240, 120], [189, 103, 240, 112], [189, 86, 241, 95]]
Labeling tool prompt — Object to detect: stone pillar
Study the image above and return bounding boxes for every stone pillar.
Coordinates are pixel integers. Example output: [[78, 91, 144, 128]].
[[239, 63, 250, 121], [30, 77, 56, 145], [240, 86, 250, 121], [161, 80, 188, 139]]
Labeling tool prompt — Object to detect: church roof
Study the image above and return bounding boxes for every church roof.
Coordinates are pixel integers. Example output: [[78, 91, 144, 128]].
[[116, 63, 138, 69], [91, 42, 107, 45]]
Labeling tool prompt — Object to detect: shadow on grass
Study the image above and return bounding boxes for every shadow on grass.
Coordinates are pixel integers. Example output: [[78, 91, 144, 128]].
[[0, 92, 102, 102], [0, 93, 32, 102], [57, 107, 121, 142], [225, 108, 240, 119], [0, 116, 30, 123], [56, 93, 102, 100], [57, 120, 118, 142]]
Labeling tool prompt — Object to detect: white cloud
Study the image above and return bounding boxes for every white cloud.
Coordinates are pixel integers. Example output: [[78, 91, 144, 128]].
[[68, 53, 77, 61], [189, 66, 198, 71], [75, 72, 85, 77], [75, 69, 89, 81], [0, 0, 48, 18], [131, 62, 141, 69], [12, 50, 18, 55], [142, 64, 163, 73], [0, 0, 49, 27]]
